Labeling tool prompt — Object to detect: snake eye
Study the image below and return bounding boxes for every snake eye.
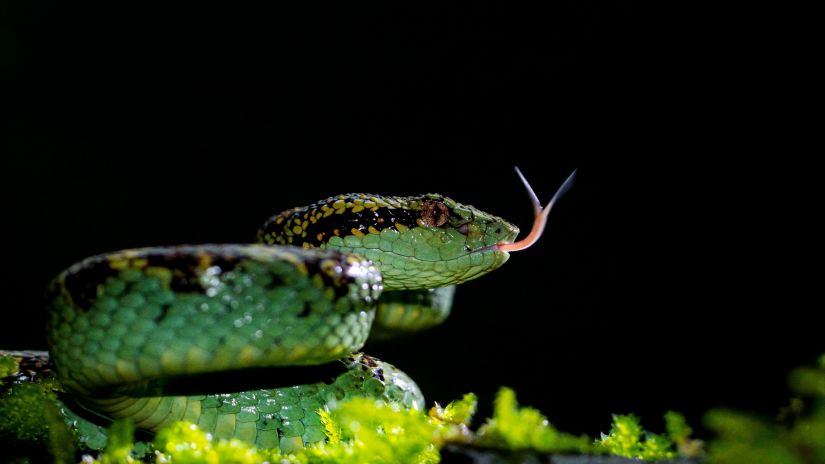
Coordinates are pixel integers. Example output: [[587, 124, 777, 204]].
[[420, 200, 449, 227], [456, 223, 470, 235]]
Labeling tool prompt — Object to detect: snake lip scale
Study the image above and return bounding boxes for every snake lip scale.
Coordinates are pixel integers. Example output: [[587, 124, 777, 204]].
[[36, 167, 575, 452]]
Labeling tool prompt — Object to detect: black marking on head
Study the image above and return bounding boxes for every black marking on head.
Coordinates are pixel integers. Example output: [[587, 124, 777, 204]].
[[259, 194, 452, 248]]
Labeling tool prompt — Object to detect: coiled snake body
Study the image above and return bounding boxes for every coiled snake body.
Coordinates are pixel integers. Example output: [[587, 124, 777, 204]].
[[44, 171, 574, 452]]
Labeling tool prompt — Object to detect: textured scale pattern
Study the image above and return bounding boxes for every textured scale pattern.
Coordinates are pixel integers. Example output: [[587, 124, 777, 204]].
[[47, 189, 525, 452], [47, 245, 425, 451], [48, 246, 380, 392], [371, 286, 457, 339]]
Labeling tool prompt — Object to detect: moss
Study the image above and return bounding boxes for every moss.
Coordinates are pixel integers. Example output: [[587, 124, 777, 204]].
[[429, 392, 477, 426], [428, 392, 477, 444], [0, 354, 19, 382], [3, 350, 703, 463], [476, 387, 593, 454], [704, 353, 825, 464], [305, 397, 440, 464], [2, 379, 700, 463], [595, 414, 678, 460], [0, 382, 53, 442], [0, 355, 76, 463], [665, 411, 703, 457], [154, 421, 276, 464]]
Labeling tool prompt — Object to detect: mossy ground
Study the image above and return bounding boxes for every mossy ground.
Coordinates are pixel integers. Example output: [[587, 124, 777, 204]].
[[2, 352, 824, 463]]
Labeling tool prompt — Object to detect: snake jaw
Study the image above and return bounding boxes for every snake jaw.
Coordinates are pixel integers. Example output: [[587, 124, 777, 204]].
[[494, 167, 577, 252]]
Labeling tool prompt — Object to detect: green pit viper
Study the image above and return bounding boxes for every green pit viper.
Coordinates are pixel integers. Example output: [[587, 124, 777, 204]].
[[27, 168, 575, 452]]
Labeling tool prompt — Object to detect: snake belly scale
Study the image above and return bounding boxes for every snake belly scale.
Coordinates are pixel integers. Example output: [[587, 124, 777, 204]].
[[46, 173, 573, 452]]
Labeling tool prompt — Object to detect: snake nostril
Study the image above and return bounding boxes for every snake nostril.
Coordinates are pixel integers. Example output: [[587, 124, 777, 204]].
[[457, 223, 470, 235]]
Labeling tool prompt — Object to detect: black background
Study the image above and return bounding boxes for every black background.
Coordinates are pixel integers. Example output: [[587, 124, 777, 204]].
[[1, 2, 819, 438]]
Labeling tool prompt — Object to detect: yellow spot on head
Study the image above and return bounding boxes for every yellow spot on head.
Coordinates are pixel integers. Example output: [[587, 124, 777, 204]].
[[275, 216, 284, 225], [350, 228, 365, 238], [317, 232, 326, 241], [368, 226, 379, 234], [292, 225, 303, 234], [352, 205, 365, 213], [395, 223, 409, 233]]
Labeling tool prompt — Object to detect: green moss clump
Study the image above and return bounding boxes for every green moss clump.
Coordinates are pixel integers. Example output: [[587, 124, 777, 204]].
[[3, 348, 701, 463], [0, 354, 19, 382], [94, 420, 138, 464], [704, 353, 825, 464], [428, 393, 477, 443], [0, 380, 57, 442], [306, 397, 440, 464], [476, 387, 593, 454], [595, 414, 676, 460], [154, 421, 275, 464], [429, 393, 477, 426], [0, 355, 76, 463], [80, 420, 286, 464], [84, 400, 442, 464]]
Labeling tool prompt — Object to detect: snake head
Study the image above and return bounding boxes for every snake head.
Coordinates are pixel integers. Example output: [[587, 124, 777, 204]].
[[259, 169, 575, 291], [259, 193, 516, 290], [354, 193, 523, 290]]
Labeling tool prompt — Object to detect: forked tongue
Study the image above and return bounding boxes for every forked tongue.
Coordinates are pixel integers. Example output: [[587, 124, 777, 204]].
[[496, 167, 577, 252]]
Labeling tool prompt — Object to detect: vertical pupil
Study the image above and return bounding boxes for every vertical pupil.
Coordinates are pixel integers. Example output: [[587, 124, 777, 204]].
[[422, 201, 448, 226]]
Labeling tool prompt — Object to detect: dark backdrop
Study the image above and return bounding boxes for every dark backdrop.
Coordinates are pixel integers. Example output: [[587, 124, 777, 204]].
[[2, 2, 819, 438]]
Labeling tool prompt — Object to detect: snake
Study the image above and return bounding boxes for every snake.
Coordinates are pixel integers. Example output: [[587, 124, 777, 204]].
[[42, 168, 575, 452]]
